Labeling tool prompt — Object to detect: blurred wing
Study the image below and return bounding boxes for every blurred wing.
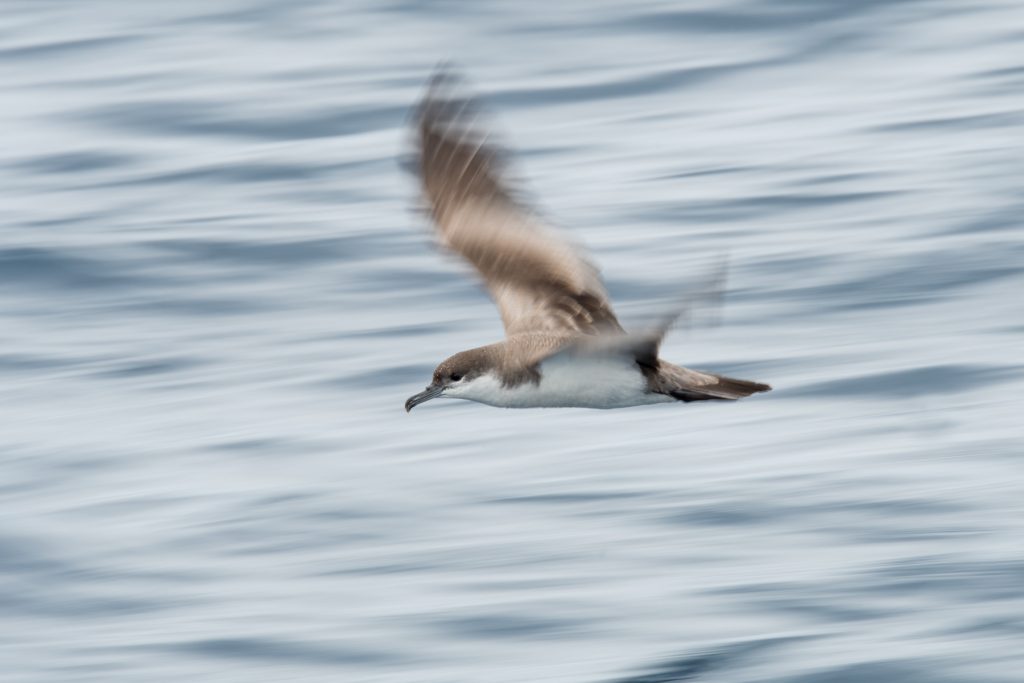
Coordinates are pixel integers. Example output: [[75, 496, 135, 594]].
[[416, 71, 622, 337]]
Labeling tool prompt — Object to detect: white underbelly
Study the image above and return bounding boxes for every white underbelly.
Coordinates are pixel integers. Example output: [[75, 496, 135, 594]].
[[457, 355, 674, 409]]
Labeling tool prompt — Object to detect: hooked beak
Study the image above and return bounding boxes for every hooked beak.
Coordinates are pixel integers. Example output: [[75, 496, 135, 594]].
[[405, 384, 444, 412]]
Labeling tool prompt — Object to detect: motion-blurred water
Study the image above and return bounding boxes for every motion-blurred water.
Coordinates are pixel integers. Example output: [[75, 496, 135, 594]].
[[2, 1, 1023, 681]]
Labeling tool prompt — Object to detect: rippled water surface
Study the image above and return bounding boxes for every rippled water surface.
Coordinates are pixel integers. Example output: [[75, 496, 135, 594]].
[[3, 1, 1023, 681]]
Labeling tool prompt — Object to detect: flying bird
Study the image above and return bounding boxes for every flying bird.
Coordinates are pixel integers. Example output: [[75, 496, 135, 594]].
[[405, 72, 770, 412]]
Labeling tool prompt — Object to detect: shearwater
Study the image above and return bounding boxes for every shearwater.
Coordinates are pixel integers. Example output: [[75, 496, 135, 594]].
[[405, 71, 771, 412]]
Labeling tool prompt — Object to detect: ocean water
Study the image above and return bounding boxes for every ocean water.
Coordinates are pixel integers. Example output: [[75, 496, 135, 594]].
[[2, 0, 1023, 681]]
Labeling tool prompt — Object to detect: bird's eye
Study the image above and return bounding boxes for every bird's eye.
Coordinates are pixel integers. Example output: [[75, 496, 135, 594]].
[[450, 374, 462, 382]]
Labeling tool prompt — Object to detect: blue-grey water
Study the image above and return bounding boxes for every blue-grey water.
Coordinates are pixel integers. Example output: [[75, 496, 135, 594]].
[[2, 1, 1023, 681]]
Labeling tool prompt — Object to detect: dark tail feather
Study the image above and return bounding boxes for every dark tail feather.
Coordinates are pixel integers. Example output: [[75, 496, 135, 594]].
[[669, 373, 772, 402]]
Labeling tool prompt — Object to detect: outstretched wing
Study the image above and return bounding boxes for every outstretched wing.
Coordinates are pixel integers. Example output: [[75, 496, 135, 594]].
[[416, 71, 623, 337]]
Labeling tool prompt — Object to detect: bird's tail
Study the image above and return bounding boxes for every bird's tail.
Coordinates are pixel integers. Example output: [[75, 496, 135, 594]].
[[659, 365, 772, 402]]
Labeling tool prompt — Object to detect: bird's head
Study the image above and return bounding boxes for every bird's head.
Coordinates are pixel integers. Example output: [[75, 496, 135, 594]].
[[404, 348, 493, 412]]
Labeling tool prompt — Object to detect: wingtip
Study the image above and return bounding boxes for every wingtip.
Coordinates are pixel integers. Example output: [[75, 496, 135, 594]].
[[427, 61, 461, 91], [418, 65, 479, 130]]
